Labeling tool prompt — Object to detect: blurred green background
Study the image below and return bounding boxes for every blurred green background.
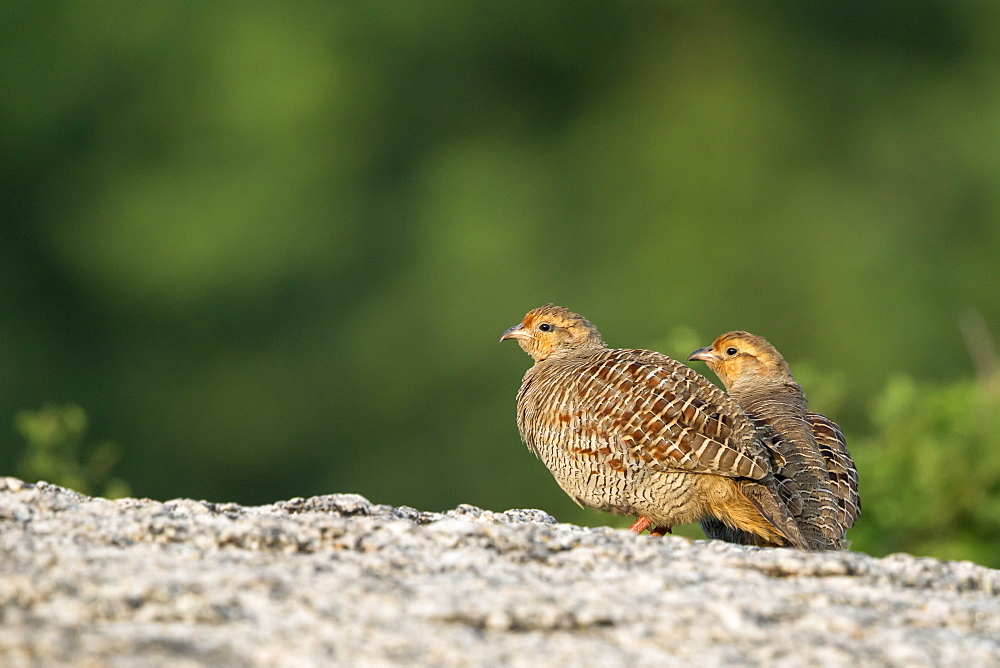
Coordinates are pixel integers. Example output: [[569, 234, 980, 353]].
[[3, 2, 999, 565]]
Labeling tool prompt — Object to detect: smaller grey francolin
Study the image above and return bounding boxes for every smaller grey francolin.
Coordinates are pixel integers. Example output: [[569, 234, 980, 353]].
[[689, 332, 860, 550], [501, 304, 807, 548]]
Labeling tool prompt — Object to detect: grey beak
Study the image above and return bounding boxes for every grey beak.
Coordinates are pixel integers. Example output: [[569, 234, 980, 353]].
[[500, 323, 530, 343], [687, 347, 715, 363]]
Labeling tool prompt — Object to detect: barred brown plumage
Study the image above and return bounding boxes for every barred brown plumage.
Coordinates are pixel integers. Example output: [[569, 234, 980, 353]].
[[808, 412, 862, 534], [689, 331, 860, 550], [501, 305, 807, 548]]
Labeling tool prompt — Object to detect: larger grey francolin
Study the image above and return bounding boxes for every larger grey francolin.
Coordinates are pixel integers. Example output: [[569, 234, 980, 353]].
[[688, 332, 860, 550], [501, 304, 807, 548]]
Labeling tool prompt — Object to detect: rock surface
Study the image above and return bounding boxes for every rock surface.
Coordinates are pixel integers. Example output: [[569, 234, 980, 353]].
[[1, 477, 998, 666]]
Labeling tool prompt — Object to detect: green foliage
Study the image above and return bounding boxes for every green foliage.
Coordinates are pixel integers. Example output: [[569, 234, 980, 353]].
[[15, 404, 131, 499], [850, 376, 1000, 567]]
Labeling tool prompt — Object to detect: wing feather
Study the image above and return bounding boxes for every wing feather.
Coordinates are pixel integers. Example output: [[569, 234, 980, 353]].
[[806, 412, 861, 530], [518, 348, 772, 481]]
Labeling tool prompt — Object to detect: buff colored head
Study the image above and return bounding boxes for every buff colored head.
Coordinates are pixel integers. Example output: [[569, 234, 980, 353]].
[[500, 304, 604, 362], [687, 331, 792, 390]]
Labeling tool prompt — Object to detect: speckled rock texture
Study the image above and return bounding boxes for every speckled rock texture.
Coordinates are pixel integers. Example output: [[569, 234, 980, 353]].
[[1, 477, 998, 667]]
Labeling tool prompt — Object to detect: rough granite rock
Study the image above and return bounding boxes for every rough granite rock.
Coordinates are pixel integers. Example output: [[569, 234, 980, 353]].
[[1, 477, 998, 667]]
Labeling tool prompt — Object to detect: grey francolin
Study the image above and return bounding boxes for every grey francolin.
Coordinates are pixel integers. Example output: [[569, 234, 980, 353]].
[[501, 304, 807, 548], [689, 332, 860, 550]]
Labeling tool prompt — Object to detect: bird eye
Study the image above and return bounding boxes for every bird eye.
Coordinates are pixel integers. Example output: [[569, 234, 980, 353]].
[[538, 323, 553, 332], [726, 347, 738, 356]]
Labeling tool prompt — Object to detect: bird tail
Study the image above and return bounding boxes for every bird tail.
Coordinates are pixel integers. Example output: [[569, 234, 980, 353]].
[[733, 479, 809, 549]]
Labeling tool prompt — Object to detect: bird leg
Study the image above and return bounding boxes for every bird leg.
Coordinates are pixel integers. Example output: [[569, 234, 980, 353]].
[[629, 516, 673, 536], [629, 516, 652, 534]]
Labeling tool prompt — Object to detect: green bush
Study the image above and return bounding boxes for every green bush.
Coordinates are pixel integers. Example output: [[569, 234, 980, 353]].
[[850, 376, 1000, 567], [15, 404, 131, 499]]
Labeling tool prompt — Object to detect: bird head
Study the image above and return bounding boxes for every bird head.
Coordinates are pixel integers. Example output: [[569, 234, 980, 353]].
[[500, 304, 605, 362], [687, 331, 791, 390]]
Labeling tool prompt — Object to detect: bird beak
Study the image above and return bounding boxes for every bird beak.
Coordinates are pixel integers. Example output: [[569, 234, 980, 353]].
[[687, 347, 716, 363], [500, 323, 532, 343]]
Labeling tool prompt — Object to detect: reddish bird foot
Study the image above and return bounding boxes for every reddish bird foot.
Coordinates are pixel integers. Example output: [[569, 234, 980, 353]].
[[629, 516, 652, 534], [630, 516, 672, 536]]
